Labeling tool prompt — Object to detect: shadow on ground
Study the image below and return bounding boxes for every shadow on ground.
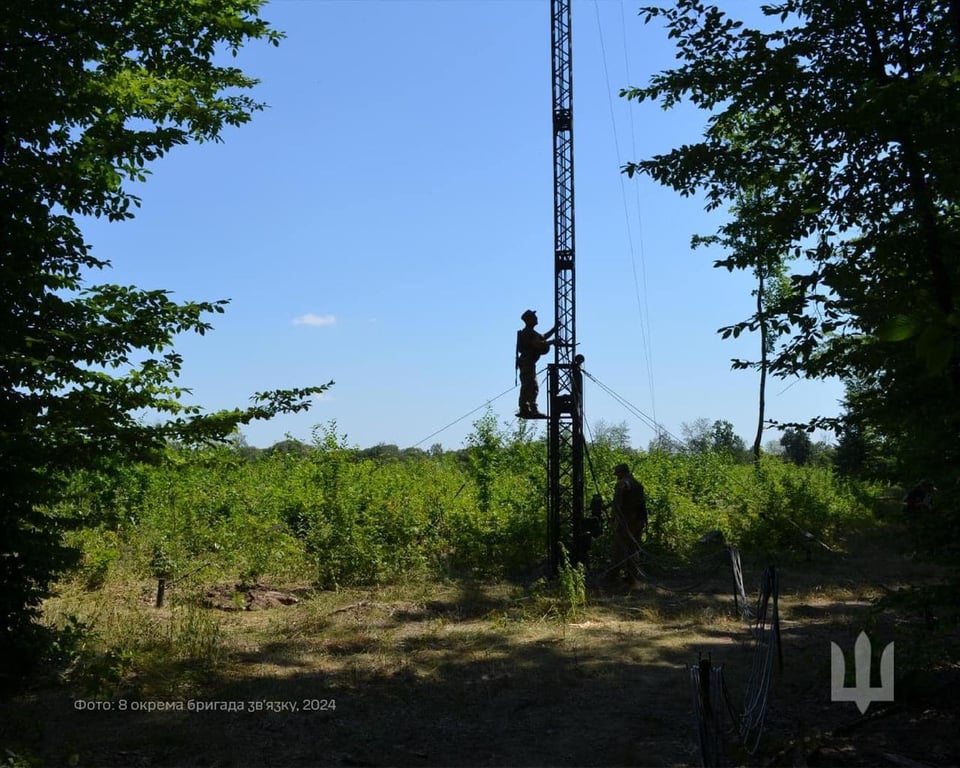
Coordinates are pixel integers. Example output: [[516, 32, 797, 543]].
[[2, 525, 957, 767]]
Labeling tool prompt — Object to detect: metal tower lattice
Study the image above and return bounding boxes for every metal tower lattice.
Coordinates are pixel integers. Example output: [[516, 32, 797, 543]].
[[547, 0, 586, 573]]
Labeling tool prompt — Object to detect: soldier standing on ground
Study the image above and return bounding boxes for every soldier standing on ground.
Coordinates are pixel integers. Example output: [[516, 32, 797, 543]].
[[515, 309, 556, 418], [610, 462, 647, 582]]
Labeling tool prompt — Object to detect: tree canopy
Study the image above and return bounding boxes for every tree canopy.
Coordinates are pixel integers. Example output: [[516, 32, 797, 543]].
[[624, 0, 959, 560], [1, 0, 329, 673]]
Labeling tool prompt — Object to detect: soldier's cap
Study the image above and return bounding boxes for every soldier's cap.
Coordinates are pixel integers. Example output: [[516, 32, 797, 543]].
[[613, 463, 630, 475], [521, 309, 537, 321]]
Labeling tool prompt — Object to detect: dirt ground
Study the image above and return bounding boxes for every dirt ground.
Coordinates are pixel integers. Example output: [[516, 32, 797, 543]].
[[3, 526, 958, 767]]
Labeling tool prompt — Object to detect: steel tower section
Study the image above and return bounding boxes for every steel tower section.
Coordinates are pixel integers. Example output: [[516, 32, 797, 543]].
[[547, 0, 586, 573]]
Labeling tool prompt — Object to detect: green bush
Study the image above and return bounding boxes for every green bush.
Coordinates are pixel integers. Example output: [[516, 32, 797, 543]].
[[56, 423, 878, 593]]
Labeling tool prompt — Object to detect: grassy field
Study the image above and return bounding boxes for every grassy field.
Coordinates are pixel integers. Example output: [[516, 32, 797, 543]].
[[3, 522, 958, 767]]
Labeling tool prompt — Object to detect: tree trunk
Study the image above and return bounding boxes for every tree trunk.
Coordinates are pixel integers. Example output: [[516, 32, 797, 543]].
[[752, 258, 768, 464]]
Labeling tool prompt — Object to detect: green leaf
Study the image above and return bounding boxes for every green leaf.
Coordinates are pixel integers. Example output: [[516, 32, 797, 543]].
[[916, 326, 954, 375], [876, 315, 919, 342]]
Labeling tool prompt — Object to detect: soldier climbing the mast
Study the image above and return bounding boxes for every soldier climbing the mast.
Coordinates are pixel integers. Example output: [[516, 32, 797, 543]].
[[515, 309, 556, 419]]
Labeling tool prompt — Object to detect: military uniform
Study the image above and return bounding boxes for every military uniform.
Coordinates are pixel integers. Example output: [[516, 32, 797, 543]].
[[516, 310, 553, 417], [611, 464, 647, 578]]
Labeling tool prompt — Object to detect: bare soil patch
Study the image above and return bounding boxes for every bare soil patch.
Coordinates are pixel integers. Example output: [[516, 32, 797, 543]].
[[202, 583, 303, 612]]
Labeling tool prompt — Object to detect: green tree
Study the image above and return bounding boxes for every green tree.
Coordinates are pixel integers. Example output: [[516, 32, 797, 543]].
[[623, 0, 960, 561], [591, 419, 631, 451], [464, 410, 504, 515], [689, 112, 800, 463], [227, 431, 264, 463], [265, 438, 311, 458], [1, 0, 330, 674], [647, 432, 682, 454], [680, 417, 712, 454], [358, 443, 401, 462], [833, 423, 868, 477], [710, 419, 747, 461], [780, 428, 813, 466], [679, 418, 745, 459]]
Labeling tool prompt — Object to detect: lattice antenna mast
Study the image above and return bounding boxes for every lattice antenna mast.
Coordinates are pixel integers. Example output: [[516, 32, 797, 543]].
[[547, 0, 586, 573]]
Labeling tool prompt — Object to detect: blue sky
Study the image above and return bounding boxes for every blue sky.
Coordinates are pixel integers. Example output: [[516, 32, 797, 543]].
[[80, 0, 844, 450]]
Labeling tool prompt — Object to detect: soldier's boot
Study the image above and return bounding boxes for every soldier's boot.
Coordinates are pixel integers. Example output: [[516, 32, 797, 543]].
[[518, 403, 548, 419]]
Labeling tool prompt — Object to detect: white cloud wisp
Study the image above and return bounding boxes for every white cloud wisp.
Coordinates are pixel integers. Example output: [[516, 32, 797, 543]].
[[293, 313, 336, 327]]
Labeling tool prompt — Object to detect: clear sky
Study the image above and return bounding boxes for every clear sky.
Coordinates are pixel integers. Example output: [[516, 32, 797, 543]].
[[79, 0, 845, 451]]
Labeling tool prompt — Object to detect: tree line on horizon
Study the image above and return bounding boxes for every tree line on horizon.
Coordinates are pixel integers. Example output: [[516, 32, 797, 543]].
[[237, 416, 841, 471]]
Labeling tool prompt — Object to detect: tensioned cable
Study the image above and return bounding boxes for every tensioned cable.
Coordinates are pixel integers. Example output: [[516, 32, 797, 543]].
[[579, 410, 605, 497], [593, 0, 659, 436], [689, 567, 781, 762], [583, 369, 657, 432], [740, 566, 780, 754], [413, 365, 824, 595], [690, 659, 727, 767], [582, 367, 678, 445], [582, 368, 833, 551], [776, 377, 802, 396], [411, 367, 551, 448], [412, 382, 514, 448], [730, 545, 754, 622], [618, 0, 658, 433]]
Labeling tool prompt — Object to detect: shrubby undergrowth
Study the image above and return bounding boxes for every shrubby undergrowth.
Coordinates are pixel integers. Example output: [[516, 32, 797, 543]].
[[60, 416, 880, 593]]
